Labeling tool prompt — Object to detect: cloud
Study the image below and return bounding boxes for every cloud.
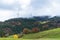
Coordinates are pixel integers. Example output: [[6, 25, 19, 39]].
[[16, 0, 32, 18], [0, 0, 18, 21], [1, 0, 60, 21], [32, 0, 60, 16], [0, 0, 16, 10], [19, 0, 31, 9], [1, 0, 15, 5], [0, 0, 32, 21], [0, 9, 14, 21]]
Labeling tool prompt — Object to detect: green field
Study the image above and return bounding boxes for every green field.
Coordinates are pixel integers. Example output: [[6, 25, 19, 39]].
[[0, 38, 60, 40], [1, 28, 60, 40]]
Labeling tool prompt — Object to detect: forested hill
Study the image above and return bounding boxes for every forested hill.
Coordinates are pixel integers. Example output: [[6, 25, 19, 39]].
[[0, 16, 60, 37]]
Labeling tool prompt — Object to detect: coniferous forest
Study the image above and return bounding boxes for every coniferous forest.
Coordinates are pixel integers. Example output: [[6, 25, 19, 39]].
[[0, 16, 60, 38]]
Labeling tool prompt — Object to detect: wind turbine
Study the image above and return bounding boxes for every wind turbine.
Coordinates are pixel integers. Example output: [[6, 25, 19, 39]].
[[17, 7, 20, 18], [15, 0, 20, 18]]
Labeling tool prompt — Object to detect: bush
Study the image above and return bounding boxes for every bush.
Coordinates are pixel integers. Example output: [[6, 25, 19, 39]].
[[23, 28, 31, 34], [32, 27, 40, 33]]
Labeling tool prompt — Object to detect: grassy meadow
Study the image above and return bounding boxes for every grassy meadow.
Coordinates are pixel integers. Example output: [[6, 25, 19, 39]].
[[22, 28, 60, 39]]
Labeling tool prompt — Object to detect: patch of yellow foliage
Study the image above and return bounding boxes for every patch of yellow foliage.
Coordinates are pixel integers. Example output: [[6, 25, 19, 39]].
[[13, 34, 18, 39]]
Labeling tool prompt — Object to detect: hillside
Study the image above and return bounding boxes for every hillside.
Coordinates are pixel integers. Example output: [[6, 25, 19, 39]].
[[0, 16, 60, 37], [22, 28, 60, 39]]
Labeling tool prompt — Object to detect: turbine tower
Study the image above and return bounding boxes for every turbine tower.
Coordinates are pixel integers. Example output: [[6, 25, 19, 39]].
[[17, 7, 20, 18], [16, 0, 20, 18]]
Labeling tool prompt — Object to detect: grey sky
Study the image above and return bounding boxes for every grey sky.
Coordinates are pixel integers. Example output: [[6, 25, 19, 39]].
[[0, 0, 60, 21]]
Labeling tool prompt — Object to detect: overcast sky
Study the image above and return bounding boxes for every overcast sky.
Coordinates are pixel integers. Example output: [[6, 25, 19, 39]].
[[0, 0, 60, 21]]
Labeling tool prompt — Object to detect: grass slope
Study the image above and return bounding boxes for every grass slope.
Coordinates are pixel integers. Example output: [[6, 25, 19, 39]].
[[22, 28, 60, 39]]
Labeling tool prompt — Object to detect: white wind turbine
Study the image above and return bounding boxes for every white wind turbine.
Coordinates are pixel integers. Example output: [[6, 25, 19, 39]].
[[15, 0, 20, 18]]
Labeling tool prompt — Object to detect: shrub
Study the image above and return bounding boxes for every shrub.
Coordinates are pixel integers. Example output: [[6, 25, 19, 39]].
[[32, 27, 40, 33], [23, 28, 31, 34]]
